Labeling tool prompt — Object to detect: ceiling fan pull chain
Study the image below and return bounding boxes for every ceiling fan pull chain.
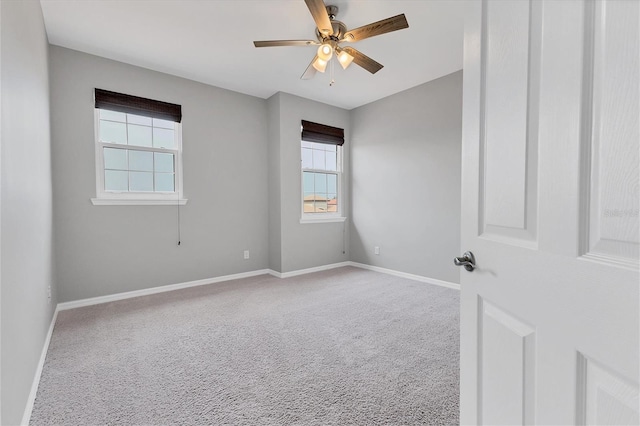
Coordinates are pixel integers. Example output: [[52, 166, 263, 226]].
[[329, 55, 336, 86]]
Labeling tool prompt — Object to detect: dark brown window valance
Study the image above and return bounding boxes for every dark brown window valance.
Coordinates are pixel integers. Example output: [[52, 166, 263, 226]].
[[95, 88, 182, 123], [301, 120, 344, 146]]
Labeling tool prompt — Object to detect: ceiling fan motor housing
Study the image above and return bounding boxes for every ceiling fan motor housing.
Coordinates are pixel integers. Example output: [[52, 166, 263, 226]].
[[316, 20, 347, 42], [315, 5, 347, 43]]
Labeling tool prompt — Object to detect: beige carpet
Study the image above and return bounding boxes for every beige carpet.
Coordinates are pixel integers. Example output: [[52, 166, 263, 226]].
[[30, 266, 459, 425]]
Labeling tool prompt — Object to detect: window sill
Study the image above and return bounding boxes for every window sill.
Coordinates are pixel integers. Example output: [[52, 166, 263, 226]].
[[91, 198, 188, 206], [300, 216, 347, 224]]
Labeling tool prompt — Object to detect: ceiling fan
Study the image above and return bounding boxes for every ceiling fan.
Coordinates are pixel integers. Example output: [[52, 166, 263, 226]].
[[253, 0, 409, 80]]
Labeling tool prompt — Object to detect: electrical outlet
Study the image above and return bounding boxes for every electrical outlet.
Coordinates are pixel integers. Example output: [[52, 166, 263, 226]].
[[374, 246, 380, 255], [243, 250, 250, 260], [47, 285, 51, 301]]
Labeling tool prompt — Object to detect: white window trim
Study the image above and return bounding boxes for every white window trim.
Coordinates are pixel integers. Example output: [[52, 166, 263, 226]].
[[299, 216, 347, 224], [300, 144, 345, 224], [91, 109, 187, 206]]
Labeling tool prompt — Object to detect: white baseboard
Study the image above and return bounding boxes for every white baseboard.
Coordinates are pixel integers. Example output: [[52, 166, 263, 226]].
[[21, 306, 59, 426], [57, 269, 270, 311], [268, 261, 459, 291], [268, 261, 351, 279], [58, 263, 457, 312], [348, 262, 460, 291]]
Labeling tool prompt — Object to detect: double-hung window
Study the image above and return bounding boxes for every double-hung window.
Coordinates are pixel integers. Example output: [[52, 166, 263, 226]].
[[91, 89, 186, 205], [301, 120, 345, 223]]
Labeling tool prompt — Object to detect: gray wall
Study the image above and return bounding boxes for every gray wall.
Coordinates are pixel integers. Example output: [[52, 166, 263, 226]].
[[1, 1, 57, 424], [271, 93, 351, 273], [350, 71, 463, 284], [50, 47, 460, 298], [50, 46, 269, 302]]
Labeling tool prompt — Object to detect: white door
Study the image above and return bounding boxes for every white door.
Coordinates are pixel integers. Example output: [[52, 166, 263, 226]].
[[460, 0, 639, 424]]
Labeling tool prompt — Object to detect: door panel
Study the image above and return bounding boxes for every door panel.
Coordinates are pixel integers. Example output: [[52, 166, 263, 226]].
[[579, 355, 640, 425], [480, 0, 540, 246], [480, 299, 536, 425], [461, 0, 639, 424], [584, 0, 639, 267]]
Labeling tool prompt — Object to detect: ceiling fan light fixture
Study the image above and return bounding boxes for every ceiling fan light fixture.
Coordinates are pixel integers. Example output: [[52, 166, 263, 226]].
[[312, 57, 328, 73], [317, 43, 333, 61], [337, 50, 354, 69]]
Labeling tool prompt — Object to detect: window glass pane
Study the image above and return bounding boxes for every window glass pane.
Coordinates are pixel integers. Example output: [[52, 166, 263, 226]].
[[153, 128, 175, 149], [315, 199, 328, 213], [104, 147, 127, 170], [303, 200, 315, 213], [303, 172, 314, 193], [313, 150, 325, 170], [314, 172, 327, 193], [152, 118, 175, 129], [327, 174, 337, 194], [127, 114, 152, 126], [100, 120, 127, 144], [99, 109, 125, 122], [127, 124, 152, 147], [311, 142, 325, 150], [301, 148, 313, 169], [129, 171, 153, 192], [154, 152, 174, 173], [324, 144, 337, 153], [327, 193, 337, 212], [105, 170, 128, 191], [302, 141, 314, 149], [155, 173, 175, 192], [326, 152, 337, 171], [129, 150, 153, 172]]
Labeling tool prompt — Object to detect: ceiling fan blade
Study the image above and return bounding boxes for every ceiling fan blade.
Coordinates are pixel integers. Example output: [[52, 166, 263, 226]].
[[301, 55, 319, 80], [342, 47, 383, 74], [254, 40, 319, 48], [343, 14, 409, 42], [304, 0, 333, 36]]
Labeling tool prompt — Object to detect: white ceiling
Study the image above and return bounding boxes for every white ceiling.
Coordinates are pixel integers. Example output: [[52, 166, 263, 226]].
[[39, 0, 468, 110]]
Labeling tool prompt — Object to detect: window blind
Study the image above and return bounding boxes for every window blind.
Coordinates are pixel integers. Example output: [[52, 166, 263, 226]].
[[301, 120, 344, 146], [95, 88, 182, 123]]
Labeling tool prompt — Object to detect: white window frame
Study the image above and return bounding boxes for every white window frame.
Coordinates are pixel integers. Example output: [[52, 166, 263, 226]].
[[91, 109, 187, 206], [300, 142, 346, 224]]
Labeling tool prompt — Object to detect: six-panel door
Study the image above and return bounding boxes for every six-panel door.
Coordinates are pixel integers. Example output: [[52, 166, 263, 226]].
[[460, 0, 639, 423]]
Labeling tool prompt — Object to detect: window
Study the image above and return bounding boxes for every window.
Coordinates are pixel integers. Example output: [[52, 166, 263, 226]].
[[300, 120, 345, 223], [91, 89, 186, 205]]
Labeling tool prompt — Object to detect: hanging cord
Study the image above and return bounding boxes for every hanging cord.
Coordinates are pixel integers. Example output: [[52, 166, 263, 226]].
[[177, 197, 181, 246], [176, 144, 181, 246], [342, 220, 346, 254]]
